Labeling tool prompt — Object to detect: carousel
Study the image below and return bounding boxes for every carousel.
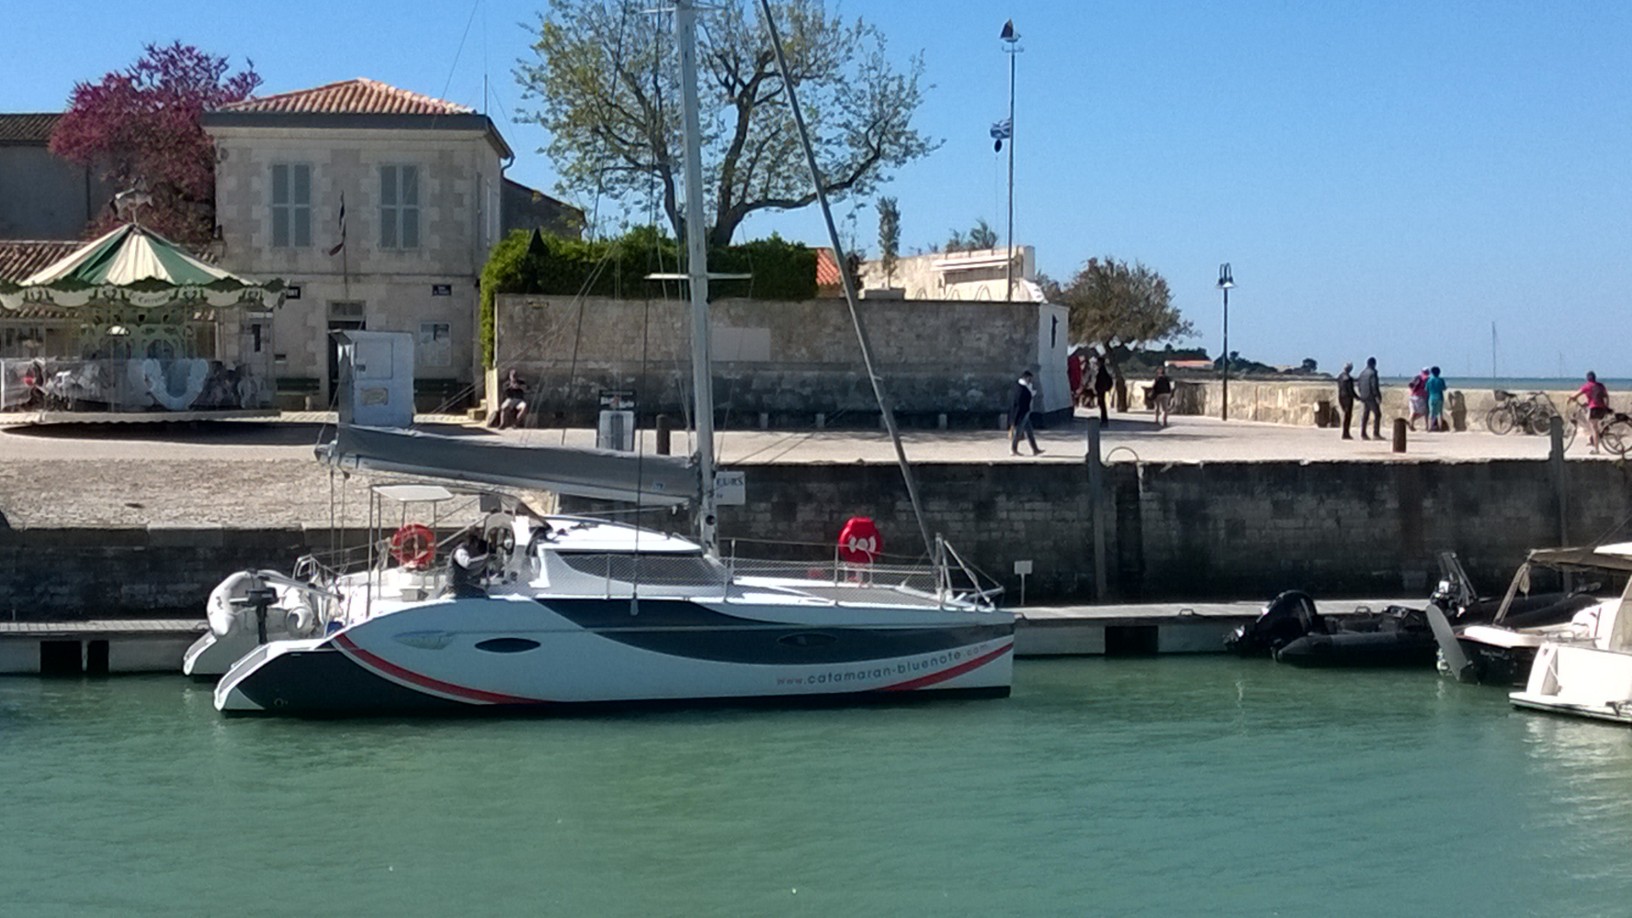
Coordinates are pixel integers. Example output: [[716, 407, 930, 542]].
[[0, 222, 283, 423]]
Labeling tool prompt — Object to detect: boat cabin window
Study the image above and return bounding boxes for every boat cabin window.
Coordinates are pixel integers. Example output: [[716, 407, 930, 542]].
[[557, 552, 726, 586]]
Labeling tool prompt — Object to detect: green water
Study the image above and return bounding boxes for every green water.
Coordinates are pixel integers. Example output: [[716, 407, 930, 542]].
[[4, 659, 1632, 917]]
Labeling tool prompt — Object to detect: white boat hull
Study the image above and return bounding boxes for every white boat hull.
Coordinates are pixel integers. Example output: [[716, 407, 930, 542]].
[[216, 593, 1014, 715]]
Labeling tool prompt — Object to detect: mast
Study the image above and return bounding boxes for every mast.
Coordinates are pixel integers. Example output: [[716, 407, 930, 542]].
[[676, 0, 718, 551]]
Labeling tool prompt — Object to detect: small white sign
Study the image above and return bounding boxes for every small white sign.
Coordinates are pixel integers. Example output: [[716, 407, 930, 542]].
[[715, 470, 746, 506], [1013, 560, 1033, 575]]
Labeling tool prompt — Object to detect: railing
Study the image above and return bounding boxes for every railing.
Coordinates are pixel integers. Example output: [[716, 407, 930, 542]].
[[0, 356, 273, 413]]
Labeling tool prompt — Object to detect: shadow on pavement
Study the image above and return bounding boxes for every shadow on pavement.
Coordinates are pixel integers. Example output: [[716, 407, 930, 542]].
[[0, 419, 491, 446]]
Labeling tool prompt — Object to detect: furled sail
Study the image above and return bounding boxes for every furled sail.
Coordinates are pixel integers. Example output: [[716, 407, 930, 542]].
[[319, 424, 696, 506]]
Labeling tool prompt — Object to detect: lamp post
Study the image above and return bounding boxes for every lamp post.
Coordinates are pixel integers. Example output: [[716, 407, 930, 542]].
[[1217, 263, 1235, 421], [1001, 19, 1021, 301]]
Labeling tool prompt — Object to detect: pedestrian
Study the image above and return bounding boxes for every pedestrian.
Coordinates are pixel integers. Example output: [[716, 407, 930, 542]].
[[490, 369, 529, 429], [1336, 361, 1356, 439], [1407, 367, 1430, 431], [1093, 357, 1114, 427], [1151, 366, 1174, 427], [1067, 348, 1086, 409], [1426, 366, 1448, 432], [1570, 370, 1611, 454], [1084, 356, 1101, 409], [1008, 370, 1043, 456], [1356, 357, 1383, 440]]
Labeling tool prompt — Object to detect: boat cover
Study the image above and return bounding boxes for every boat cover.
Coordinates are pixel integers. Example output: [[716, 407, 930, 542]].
[[319, 424, 696, 506]]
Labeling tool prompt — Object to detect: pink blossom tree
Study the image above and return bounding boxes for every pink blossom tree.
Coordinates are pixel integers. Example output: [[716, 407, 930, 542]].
[[50, 42, 260, 243]]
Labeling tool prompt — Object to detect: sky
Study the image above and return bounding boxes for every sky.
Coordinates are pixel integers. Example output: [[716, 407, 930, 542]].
[[4, 0, 1630, 378]]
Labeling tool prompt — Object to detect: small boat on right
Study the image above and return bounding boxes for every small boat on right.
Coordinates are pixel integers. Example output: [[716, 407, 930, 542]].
[[1502, 545, 1632, 724]]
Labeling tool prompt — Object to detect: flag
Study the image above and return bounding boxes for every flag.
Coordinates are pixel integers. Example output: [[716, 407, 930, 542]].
[[990, 117, 1011, 152], [327, 192, 347, 256]]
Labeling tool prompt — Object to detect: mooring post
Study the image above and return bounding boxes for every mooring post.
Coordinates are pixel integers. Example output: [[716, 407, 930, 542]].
[[1549, 415, 1568, 546], [655, 415, 673, 455], [1392, 418, 1408, 453], [1086, 417, 1107, 601]]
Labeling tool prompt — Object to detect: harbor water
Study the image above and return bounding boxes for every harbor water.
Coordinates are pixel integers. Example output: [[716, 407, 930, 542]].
[[5, 659, 1632, 916]]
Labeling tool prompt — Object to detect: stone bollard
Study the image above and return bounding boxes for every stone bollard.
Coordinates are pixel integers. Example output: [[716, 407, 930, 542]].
[[655, 415, 672, 455], [758, 412, 769, 430], [999, 412, 1009, 430], [815, 412, 826, 429], [937, 413, 948, 430], [1392, 417, 1407, 453]]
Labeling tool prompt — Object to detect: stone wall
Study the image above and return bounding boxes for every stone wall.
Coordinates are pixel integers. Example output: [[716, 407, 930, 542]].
[[1138, 377, 1582, 432], [493, 294, 1069, 427]]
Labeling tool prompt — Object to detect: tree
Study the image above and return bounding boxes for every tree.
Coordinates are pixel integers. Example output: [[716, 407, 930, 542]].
[[944, 217, 997, 252], [876, 196, 899, 287], [518, 0, 937, 247], [50, 42, 260, 243], [1055, 257, 1194, 354]]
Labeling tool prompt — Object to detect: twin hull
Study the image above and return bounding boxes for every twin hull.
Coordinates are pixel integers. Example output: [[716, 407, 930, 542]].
[[216, 593, 1015, 715]]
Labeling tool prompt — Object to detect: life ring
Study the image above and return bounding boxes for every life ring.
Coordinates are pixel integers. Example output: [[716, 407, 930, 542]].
[[837, 516, 882, 565], [390, 523, 437, 569]]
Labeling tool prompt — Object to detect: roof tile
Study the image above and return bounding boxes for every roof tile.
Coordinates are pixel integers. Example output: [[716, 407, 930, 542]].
[[219, 78, 473, 116], [0, 113, 61, 145], [0, 241, 81, 284]]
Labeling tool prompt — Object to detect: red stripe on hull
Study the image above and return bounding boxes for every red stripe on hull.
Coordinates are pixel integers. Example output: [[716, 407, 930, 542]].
[[880, 642, 1014, 692], [334, 633, 549, 705]]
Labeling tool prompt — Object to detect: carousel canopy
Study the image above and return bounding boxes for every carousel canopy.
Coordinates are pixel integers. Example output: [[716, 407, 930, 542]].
[[0, 223, 284, 313]]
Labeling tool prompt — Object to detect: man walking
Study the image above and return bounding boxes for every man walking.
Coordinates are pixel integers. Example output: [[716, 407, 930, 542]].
[[1355, 356, 1383, 440], [1336, 362, 1356, 440], [1009, 370, 1043, 456]]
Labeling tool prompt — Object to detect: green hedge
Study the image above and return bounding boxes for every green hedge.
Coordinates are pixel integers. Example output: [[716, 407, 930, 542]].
[[480, 227, 817, 366]]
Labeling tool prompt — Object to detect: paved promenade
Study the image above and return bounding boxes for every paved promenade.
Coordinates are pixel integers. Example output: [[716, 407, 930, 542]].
[[0, 408, 1600, 529]]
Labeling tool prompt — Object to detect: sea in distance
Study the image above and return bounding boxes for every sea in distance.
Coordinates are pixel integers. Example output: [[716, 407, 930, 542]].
[[5, 659, 1632, 916]]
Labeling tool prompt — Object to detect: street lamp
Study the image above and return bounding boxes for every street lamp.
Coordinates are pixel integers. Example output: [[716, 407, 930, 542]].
[[1000, 19, 1021, 301], [1217, 263, 1235, 421]]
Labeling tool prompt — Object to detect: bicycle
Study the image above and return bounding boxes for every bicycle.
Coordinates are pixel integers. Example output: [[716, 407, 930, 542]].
[[1565, 403, 1632, 457], [1486, 389, 1561, 436]]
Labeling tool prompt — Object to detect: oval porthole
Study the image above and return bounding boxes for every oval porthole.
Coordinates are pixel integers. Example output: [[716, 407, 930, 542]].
[[777, 632, 837, 648], [474, 637, 541, 654]]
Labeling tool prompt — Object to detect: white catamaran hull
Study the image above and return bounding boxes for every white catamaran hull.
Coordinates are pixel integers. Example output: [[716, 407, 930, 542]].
[[215, 594, 1014, 715]]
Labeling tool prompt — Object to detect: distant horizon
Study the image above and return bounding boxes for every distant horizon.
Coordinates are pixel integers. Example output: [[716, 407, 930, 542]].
[[3, 0, 1628, 378]]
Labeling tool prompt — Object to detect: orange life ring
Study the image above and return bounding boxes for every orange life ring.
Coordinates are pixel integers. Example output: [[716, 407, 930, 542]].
[[390, 523, 437, 569], [837, 516, 882, 564]]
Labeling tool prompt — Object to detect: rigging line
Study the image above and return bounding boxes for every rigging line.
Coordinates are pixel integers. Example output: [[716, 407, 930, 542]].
[[440, 0, 484, 110], [756, 0, 938, 562]]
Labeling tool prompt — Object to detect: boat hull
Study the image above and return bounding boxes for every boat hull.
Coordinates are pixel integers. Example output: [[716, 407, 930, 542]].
[[216, 594, 1014, 716]]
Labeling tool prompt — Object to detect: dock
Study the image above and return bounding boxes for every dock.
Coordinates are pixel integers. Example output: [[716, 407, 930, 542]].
[[0, 620, 205, 674], [1015, 599, 1405, 656]]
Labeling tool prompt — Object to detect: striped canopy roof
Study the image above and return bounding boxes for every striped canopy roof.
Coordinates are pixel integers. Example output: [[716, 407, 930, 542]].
[[0, 223, 283, 312]]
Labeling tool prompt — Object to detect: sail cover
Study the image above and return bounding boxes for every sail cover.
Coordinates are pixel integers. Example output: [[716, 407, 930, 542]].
[[320, 425, 696, 506]]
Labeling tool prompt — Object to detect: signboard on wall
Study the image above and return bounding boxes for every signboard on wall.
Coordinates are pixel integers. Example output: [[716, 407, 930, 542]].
[[431, 284, 452, 296]]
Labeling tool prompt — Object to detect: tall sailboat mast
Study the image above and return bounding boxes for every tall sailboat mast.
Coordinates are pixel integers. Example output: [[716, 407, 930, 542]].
[[676, 0, 718, 551]]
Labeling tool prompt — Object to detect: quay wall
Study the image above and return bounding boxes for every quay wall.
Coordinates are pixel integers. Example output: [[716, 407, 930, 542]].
[[4, 460, 1629, 617], [573, 458, 1632, 602]]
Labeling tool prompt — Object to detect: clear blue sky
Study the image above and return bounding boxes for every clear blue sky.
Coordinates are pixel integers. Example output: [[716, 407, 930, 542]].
[[5, 0, 1629, 378]]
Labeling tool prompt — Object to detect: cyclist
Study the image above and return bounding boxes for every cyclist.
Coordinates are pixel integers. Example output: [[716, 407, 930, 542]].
[[1570, 371, 1611, 454]]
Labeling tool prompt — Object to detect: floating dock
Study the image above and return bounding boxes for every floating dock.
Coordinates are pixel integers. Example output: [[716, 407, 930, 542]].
[[1015, 599, 1401, 656], [0, 620, 205, 674]]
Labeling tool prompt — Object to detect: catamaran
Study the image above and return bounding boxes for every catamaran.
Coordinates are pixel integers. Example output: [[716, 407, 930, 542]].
[[210, 0, 1014, 715]]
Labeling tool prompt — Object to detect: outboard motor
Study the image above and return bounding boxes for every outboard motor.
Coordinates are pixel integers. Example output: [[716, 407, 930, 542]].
[[1225, 590, 1325, 656]]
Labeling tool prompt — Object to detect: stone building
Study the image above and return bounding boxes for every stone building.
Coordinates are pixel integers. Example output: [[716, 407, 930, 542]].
[[202, 78, 581, 409], [857, 245, 1042, 302], [0, 113, 112, 241]]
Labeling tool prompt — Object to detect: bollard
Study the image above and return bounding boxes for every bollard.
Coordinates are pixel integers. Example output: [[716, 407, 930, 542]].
[[655, 415, 672, 455], [758, 412, 769, 430], [815, 412, 826, 429], [937, 413, 948, 430], [999, 412, 1009, 431], [1392, 418, 1407, 453]]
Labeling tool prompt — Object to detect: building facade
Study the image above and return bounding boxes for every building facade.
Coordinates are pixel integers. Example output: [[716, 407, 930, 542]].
[[203, 79, 579, 409], [0, 114, 111, 241], [857, 246, 1042, 303]]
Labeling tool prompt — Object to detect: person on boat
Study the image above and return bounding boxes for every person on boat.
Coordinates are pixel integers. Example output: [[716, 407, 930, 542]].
[[450, 529, 491, 598], [1336, 362, 1356, 439], [1426, 367, 1448, 432], [491, 369, 529, 429], [1008, 370, 1043, 456], [1570, 370, 1611, 454], [1356, 357, 1383, 440], [1151, 366, 1175, 427]]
